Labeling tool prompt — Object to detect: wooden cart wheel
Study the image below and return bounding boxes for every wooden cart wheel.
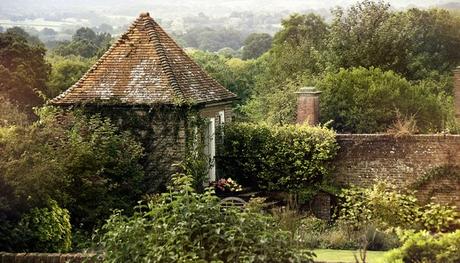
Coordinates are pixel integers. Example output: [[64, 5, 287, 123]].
[[219, 196, 247, 208]]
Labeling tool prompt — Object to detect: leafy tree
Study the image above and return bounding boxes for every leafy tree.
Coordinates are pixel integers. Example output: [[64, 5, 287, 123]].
[[318, 67, 452, 133], [53, 27, 112, 58], [326, 1, 460, 80], [181, 27, 243, 52], [400, 8, 460, 80], [46, 55, 94, 97], [217, 47, 240, 58], [73, 27, 98, 43], [189, 50, 261, 105], [326, 1, 406, 72], [5, 27, 43, 46], [242, 33, 272, 59], [242, 1, 460, 132], [0, 28, 50, 114], [241, 13, 328, 124]]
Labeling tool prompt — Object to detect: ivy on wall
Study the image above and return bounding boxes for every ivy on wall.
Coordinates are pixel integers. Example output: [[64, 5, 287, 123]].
[[78, 104, 210, 193], [411, 165, 460, 190]]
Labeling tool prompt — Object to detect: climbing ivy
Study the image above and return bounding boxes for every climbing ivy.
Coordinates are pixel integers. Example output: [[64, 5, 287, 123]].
[[411, 165, 460, 190]]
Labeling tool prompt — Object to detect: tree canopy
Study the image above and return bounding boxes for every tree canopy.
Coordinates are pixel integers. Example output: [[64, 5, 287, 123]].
[[240, 1, 460, 133], [53, 27, 112, 58], [242, 33, 272, 60], [0, 28, 50, 114]]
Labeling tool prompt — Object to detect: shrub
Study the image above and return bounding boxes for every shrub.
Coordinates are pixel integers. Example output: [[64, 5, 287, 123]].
[[338, 181, 459, 232], [419, 203, 458, 233], [0, 107, 145, 251], [98, 173, 315, 263], [16, 200, 72, 252], [218, 123, 338, 198], [385, 230, 460, 263]]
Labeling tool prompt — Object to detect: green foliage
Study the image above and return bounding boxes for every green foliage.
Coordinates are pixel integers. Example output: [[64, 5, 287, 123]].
[[98, 173, 314, 263], [318, 67, 453, 133], [0, 28, 50, 113], [53, 27, 111, 58], [182, 117, 210, 192], [180, 27, 243, 52], [243, 2, 460, 132], [16, 200, 72, 252], [338, 181, 459, 232], [385, 230, 460, 263], [0, 96, 30, 127], [326, 1, 460, 80], [218, 123, 338, 195], [419, 203, 459, 233], [411, 165, 460, 191], [242, 33, 272, 60], [0, 107, 145, 251], [189, 50, 262, 105], [46, 55, 94, 97], [286, 215, 400, 251]]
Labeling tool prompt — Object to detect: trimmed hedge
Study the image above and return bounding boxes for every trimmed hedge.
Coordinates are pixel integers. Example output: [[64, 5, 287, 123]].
[[217, 123, 338, 193]]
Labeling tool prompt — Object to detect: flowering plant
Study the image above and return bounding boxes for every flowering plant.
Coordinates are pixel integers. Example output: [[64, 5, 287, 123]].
[[211, 178, 243, 192]]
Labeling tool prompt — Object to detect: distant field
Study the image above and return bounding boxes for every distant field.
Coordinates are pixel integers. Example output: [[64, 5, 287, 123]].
[[313, 249, 387, 263]]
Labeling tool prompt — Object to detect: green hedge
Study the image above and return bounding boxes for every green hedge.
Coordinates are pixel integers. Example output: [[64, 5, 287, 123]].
[[218, 123, 338, 193]]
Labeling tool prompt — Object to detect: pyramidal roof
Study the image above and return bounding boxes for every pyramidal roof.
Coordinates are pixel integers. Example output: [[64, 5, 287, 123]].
[[50, 12, 237, 106]]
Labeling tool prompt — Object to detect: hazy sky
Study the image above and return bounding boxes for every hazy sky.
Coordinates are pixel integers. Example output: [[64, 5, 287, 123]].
[[1, 0, 454, 16], [0, 0, 457, 32]]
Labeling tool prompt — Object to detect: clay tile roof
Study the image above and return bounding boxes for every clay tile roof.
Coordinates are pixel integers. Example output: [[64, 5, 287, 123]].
[[50, 12, 237, 106]]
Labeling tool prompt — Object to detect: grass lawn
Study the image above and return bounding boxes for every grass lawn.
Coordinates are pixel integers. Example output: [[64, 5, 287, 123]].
[[313, 249, 387, 263]]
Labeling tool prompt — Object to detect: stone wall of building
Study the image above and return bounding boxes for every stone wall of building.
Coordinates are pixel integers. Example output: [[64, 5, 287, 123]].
[[88, 106, 189, 191], [333, 134, 460, 207], [199, 102, 233, 124]]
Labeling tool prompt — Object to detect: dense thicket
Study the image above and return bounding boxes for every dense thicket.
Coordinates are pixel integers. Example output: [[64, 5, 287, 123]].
[[0, 108, 145, 251]]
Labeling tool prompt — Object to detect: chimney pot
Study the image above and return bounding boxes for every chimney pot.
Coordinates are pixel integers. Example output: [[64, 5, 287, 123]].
[[454, 66, 460, 120], [295, 86, 321, 125], [140, 12, 150, 17]]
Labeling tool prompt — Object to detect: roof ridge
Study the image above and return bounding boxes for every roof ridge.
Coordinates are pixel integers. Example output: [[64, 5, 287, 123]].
[[151, 18, 238, 99], [143, 16, 185, 102], [50, 12, 238, 106]]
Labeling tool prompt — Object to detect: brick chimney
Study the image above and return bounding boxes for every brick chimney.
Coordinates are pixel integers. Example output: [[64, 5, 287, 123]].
[[455, 66, 460, 120], [295, 87, 321, 125]]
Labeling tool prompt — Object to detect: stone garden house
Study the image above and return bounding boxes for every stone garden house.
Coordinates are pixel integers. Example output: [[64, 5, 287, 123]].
[[51, 12, 237, 185]]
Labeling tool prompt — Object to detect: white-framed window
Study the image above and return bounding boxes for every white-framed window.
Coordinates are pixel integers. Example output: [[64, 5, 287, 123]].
[[204, 117, 216, 182], [219, 110, 225, 125]]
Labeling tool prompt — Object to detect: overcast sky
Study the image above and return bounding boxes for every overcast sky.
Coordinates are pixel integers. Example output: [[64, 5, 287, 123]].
[[0, 0, 457, 31], [1, 0, 454, 16]]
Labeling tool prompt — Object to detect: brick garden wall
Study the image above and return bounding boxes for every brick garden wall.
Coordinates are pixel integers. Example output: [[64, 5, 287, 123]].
[[0, 253, 97, 263], [333, 134, 460, 207]]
